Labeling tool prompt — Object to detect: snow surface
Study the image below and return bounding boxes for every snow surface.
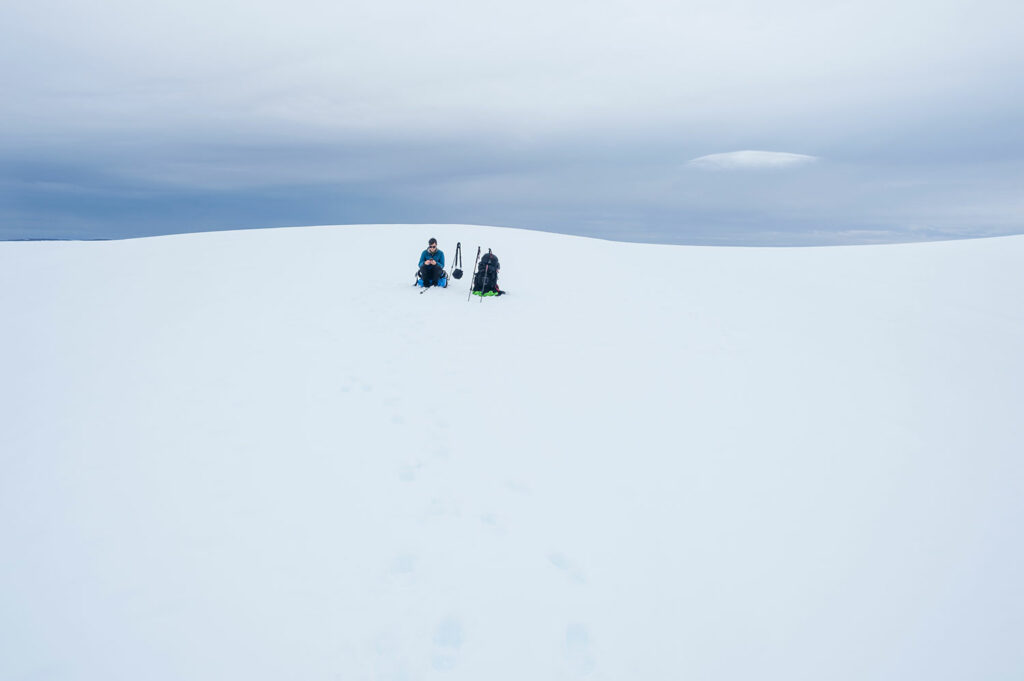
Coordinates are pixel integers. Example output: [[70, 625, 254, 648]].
[[1, 224, 1022, 680]]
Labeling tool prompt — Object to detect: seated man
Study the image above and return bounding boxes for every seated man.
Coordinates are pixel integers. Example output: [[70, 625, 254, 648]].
[[417, 238, 446, 287]]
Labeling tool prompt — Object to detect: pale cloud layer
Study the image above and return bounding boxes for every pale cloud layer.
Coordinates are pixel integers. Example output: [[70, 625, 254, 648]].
[[2, 0, 1023, 243], [5, 0, 1022, 140], [687, 151, 819, 170]]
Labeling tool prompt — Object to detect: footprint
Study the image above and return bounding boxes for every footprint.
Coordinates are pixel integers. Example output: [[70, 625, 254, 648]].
[[480, 513, 507, 537], [431, 616, 462, 671], [426, 497, 461, 519], [370, 630, 409, 680], [340, 375, 372, 394], [547, 552, 586, 584], [505, 480, 533, 496], [564, 623, 596, 675], [389, 553, 416, 576], [399, 461, 422, 482]]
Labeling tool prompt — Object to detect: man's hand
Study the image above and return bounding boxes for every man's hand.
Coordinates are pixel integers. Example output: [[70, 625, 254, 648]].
[[425, 259, 436, 265]]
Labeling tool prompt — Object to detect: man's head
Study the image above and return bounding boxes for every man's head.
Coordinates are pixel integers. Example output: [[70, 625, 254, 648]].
[[428, 238, 437, 251]]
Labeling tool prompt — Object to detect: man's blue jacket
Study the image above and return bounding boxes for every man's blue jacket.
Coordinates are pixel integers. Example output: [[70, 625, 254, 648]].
[[418, 249, 445, 269]]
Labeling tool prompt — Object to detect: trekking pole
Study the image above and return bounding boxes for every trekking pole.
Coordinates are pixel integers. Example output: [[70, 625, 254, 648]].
[[479, 248, 494, 303], [467, 246, 481, 302]]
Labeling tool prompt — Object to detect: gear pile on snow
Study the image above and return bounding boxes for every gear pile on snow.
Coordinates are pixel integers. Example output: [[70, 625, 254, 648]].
[[411, 241, 506, 298], [471, 250, 504, 297]]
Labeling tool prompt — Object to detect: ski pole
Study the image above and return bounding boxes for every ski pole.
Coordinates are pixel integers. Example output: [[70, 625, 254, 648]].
[[467, 246, 481, 302]]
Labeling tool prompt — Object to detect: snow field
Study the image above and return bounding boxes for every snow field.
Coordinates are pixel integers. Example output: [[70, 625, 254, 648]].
[[1, 224, 1022, 680]]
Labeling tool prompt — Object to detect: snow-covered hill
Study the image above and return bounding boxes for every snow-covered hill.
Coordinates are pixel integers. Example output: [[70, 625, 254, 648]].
[[2, 224, 1022, 680]]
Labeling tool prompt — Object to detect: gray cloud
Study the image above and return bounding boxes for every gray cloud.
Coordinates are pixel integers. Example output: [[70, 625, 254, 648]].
[[2, 0, 1023, 243]]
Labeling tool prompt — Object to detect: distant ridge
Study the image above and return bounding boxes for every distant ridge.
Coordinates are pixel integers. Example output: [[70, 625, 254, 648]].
[[4, 237, 112, 242]]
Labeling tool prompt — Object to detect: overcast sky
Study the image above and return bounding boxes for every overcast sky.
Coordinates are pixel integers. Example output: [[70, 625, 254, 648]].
[[2, 0, 1023, 244]]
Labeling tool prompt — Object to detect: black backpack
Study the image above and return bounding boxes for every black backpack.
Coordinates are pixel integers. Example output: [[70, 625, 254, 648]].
[[473, 252, 500, 292]]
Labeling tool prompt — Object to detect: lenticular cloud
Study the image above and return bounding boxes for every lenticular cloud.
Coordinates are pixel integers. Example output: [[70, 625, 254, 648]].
[[688, 150, 819, 170]]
